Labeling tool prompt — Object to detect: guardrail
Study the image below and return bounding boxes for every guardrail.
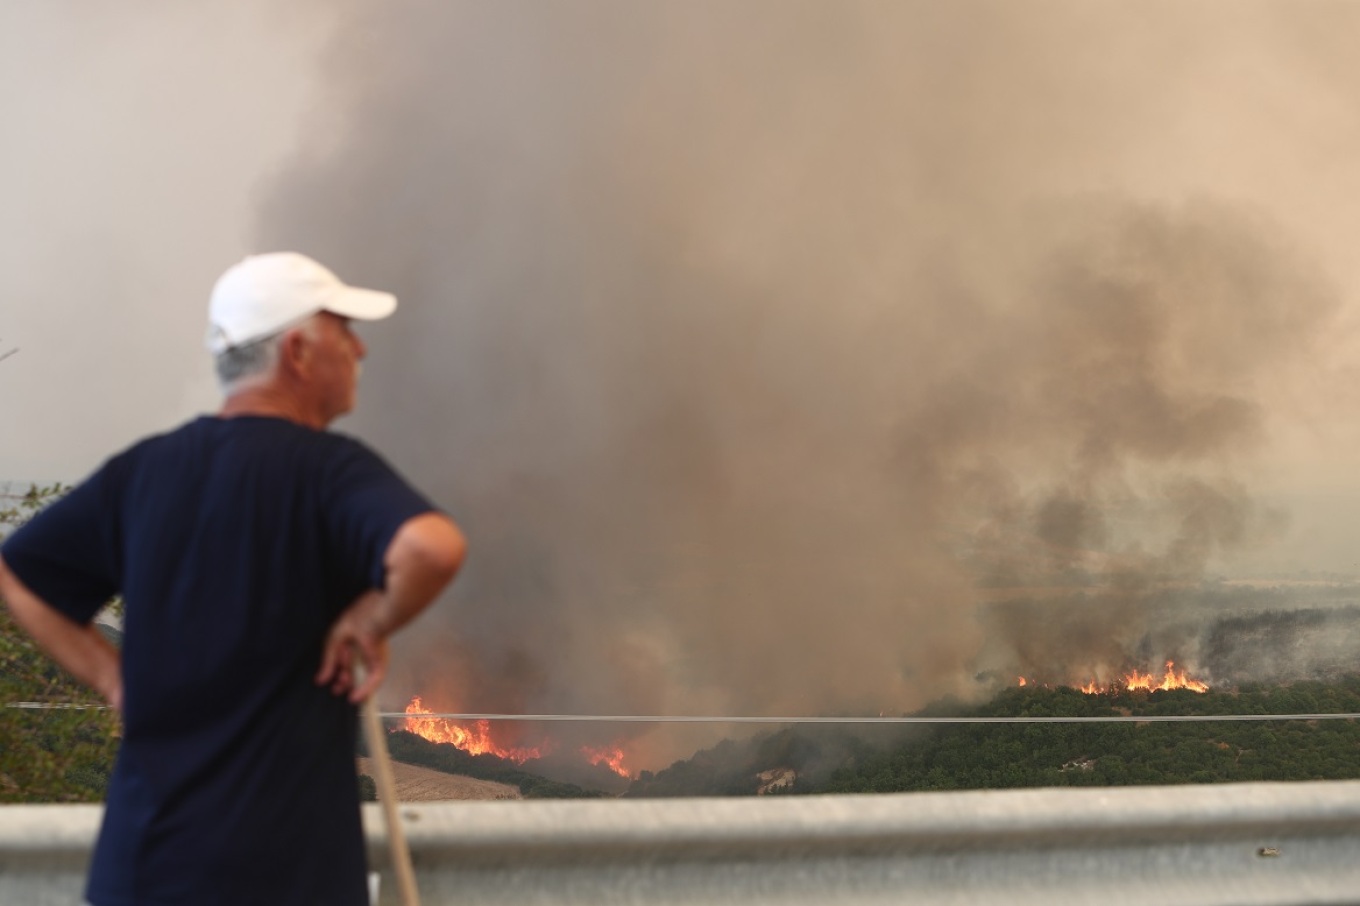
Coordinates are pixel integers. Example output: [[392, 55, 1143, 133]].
[[5, 781, 1360, 905]]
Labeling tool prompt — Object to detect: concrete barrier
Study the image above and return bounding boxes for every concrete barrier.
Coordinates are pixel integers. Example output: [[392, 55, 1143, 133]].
[[6, 781, 1360, 905]]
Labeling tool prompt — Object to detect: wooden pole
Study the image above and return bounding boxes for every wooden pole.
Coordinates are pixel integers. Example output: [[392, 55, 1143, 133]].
[[360, 677, 421, 906]]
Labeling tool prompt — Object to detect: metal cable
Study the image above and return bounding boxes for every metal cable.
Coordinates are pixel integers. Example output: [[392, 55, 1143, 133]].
[[392, 711, 1360, 724], [9, 701, 1360, 724]]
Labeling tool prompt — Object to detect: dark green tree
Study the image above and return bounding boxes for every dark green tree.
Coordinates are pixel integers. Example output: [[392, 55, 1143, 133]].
[[357, 774, 378, 801]]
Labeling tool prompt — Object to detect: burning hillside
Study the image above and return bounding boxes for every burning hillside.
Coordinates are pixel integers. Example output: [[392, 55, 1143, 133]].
[[402, 697, 547, 764], [1020, 661, 1210, 695], [1111, 662, 1209, 694], [258, 4, 1349, 774], [401, 696, 636, 780]]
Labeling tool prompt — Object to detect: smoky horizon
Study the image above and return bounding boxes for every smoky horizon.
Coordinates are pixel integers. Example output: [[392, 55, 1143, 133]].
[[249, 2, 1360, 770]]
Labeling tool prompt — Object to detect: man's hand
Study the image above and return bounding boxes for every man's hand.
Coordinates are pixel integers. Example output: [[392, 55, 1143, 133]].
[[316, 590, 390, 703], [315, 512, 465, 703]]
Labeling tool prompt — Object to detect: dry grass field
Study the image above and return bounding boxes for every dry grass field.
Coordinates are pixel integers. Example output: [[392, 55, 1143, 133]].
[[355, 758, 521, 801]]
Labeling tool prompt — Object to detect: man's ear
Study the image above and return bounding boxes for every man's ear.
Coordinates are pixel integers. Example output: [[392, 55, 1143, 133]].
[[278, 328, 312, 378]]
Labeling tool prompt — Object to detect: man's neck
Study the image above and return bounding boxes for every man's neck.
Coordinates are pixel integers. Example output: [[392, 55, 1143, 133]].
[[219, 385, 328, 430]]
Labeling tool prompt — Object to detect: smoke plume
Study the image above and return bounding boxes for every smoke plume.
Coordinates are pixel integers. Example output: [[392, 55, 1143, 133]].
[[256, 2, 1347, 767]]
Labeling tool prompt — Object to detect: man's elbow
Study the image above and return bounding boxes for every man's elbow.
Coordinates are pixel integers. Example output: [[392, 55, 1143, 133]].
[[0, 555, 60, 632], [429, 518, 467, 585], [398, 512, 467, 586]]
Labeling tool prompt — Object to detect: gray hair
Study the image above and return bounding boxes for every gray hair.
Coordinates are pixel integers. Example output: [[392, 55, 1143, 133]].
[[214, 331, 283, 390]]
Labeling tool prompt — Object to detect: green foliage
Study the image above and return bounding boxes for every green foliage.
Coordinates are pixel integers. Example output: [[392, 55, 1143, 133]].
[[617, 678, 1360, 798], [357, 773, 378, 801], [0, 483, 121, 803], [624, 723, 918, 798], [822, 679, 1360, 794], [0, 482, 69, 532]]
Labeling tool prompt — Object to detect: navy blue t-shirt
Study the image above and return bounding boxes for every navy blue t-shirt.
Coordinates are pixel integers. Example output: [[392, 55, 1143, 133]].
[[2, 416, 436, 906]]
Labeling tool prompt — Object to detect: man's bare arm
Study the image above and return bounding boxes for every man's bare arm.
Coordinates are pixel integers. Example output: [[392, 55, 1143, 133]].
[[316, 512, 466, 703], [0, 554, 123, 712]]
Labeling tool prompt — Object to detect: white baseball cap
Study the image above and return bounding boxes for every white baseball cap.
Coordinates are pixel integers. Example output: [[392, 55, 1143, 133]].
[[206, 252, 397, 354]]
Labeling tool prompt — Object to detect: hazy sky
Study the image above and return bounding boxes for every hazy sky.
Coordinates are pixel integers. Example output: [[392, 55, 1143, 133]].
[[0, 2, 331, 478], [4, 4, 1360, 503], [8, 3, 1360, 767]]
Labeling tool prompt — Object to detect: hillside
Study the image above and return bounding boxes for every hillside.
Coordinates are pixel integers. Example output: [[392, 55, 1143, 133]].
[[373, 731, 616, 799], [625, 676, 1360, 797]]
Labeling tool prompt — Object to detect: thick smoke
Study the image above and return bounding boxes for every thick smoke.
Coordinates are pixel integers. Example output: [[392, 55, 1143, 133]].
[[257, 3, 1346, 767], [1203, 605, 1360, 686]]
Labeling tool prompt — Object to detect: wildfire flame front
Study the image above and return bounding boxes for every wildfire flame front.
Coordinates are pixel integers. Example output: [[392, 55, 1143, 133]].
[[1020, 661, 1209, 695], [401, 696, 550, 763], [582, 744, 631, 779]]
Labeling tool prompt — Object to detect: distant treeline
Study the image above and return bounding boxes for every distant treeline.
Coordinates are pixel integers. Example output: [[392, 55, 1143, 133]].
[[626, 677, 1360, 797]]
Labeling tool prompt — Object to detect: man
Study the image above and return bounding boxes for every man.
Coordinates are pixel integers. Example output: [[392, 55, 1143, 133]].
[[0, 252, 466, 905]]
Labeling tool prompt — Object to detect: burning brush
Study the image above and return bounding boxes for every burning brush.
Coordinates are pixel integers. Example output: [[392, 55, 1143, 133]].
[[400, 696, 635, 779], [1020, 661, 1210, 695]]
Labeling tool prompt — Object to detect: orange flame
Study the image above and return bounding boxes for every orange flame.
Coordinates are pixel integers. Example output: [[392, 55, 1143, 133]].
[[581, 744, 632, 779], [1020, 661, 1210, 694], [402, 696, 549, 763], [1121, 661, 1209, 693]]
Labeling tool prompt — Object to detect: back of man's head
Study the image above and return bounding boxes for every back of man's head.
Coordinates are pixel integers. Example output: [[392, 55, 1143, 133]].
[[206, 252, 398, 391]]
